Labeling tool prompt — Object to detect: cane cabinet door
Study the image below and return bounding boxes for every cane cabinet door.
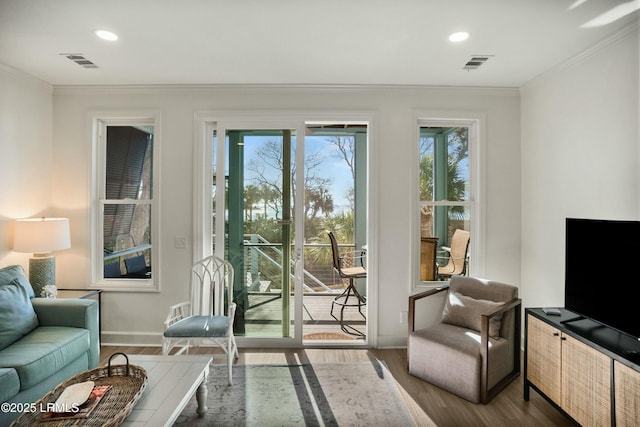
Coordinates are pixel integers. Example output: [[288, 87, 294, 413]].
[[527, 315, 562, 404]]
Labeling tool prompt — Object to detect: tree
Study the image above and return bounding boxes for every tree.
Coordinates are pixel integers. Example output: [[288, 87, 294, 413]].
[[246, 139, 333, 222], [305, 187, 334, 218], [329, 135, 355, 180], [244, 184, 261, 221]]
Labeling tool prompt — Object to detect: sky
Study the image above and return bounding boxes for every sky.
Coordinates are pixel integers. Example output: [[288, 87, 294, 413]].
[[215, 132, 356, 217]]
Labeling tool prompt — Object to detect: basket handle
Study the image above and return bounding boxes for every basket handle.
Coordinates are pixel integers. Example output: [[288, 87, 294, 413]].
[[108, 352, 130, 377]]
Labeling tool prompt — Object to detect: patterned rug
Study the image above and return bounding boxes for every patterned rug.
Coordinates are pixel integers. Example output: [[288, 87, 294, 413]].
[[175, 361, 415, 426]]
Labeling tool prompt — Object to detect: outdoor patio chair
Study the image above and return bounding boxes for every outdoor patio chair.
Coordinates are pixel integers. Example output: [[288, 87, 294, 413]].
[[162, 255, 238, 385], [104, 261, 122, 278], [437, 229, 470, 280], [326, 231, 366, 336], [124, 254, 149, 277], [408, 276, 521, 403]]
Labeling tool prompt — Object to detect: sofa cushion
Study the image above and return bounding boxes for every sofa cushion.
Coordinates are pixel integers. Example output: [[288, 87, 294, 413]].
[[441, 290, 503, 338], [0, 368, 20, 402], [0, 326, 90, 390], [0, 265, 34, 298], [0, 279, 39, 351]]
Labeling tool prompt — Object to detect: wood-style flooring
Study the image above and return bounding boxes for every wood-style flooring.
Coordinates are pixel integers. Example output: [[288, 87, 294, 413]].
[[100, 346, 573, 427]]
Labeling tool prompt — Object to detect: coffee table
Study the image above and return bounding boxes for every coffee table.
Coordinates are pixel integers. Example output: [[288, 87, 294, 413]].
[[120, 354, 212, 426]]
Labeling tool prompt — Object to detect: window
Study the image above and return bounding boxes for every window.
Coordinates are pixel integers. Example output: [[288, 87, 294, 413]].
[[92, 116, 158, 291], [417, 121, 477, 286]]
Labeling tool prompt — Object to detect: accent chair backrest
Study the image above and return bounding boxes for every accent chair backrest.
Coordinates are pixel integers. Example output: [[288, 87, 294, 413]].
[[190, 255, 234, 317], [448, 276, 518, 339]]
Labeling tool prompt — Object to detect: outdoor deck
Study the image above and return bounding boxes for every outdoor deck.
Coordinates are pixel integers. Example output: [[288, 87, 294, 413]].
[[240, 292, 367, 340]]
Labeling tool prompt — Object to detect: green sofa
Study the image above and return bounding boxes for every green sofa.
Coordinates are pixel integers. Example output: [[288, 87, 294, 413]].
[[0, 266, 99, 426]]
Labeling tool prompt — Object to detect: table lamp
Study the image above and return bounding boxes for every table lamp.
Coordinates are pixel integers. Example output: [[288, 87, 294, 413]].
[[13, 217, 71, 296]]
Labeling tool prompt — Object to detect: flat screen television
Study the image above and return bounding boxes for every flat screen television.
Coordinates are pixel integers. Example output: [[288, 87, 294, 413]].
[[565, 218, 640, 341]]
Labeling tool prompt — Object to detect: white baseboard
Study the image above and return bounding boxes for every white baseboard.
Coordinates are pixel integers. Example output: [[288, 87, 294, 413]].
[[101, 331, 162, 346]]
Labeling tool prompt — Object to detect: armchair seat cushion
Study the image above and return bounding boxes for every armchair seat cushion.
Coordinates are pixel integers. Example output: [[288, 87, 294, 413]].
[[408, 323, 512, 403], [0, 326, 90, 390], [163, 315, 230, 338]]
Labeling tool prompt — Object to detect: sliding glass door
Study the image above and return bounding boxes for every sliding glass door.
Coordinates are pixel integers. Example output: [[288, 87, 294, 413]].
[[208, 118, 368, 344], [213, 126, 300, 339]]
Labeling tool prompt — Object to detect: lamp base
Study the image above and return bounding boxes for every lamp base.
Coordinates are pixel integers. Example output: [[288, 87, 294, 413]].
[[29, 253, 55, 297]]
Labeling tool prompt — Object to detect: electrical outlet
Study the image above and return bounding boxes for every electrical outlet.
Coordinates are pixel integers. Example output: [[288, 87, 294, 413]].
[[400, 311, 408, 324], [175, 236, 187, 249]]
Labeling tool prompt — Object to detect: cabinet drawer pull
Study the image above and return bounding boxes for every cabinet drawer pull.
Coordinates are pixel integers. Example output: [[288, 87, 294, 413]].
[[553, 332, 560, 336]]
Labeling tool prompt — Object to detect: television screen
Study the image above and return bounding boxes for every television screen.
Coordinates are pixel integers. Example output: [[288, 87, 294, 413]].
[[565, 218, 640, 340]]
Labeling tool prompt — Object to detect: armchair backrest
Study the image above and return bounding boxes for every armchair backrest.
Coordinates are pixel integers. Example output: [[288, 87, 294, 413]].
[[190, 255, 234, 317], [449, 276, 518, 339]]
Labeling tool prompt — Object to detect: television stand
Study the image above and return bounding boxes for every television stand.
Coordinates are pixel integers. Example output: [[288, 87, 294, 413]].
[[559, 314, 585, 324], [524, 308, 640, 426]]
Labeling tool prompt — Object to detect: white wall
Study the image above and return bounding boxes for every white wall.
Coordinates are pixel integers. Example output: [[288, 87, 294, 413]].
[[520, 26, 639, 309], [49, 85, 521, 347], [0, 65, 52, 268]]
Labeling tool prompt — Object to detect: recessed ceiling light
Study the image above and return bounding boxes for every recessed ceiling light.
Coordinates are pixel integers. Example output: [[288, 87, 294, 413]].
[[95, 30, 118, 41], [449, 32, 470, 42]]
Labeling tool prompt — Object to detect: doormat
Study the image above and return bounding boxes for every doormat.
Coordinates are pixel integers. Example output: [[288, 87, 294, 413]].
[[175, 361, 415, 426], [303, 332, 356, 340]]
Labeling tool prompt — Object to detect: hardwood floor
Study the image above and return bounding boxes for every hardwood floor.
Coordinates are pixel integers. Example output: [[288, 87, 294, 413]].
[[100, 346, 574, 427]]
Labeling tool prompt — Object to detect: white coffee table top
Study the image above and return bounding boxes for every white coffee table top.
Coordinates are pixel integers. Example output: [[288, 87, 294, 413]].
[[119, 354, 212, 427]]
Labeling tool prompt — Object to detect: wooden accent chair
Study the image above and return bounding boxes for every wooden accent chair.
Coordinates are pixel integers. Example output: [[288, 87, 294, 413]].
[[162, 255, 238, 384], [408, 276, 521, 403], [437, 229, 470, 280]]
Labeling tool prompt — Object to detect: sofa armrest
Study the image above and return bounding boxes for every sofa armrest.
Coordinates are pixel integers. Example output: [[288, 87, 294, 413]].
[[31, 298, 100, 368]]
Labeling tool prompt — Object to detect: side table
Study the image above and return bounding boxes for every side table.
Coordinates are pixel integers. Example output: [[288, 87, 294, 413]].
[[56, 288, 103, 339]]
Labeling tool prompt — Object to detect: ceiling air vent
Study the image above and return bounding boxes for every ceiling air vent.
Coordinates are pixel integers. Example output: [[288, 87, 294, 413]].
[[463, 55, 492, 71], [60, 53, 99, 69]]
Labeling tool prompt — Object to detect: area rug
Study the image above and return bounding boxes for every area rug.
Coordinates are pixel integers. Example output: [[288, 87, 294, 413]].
[[174, 361, 415, 426]]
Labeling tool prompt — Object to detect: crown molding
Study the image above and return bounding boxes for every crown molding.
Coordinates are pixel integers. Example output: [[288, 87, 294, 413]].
[[52, 83, 519, 98]]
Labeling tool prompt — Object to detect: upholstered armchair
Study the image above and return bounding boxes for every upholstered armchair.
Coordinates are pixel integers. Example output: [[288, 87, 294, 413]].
[[407, 276, 521, 403]]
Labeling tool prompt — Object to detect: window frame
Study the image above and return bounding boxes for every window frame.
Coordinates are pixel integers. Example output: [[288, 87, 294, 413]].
[[412, 113, 485, 291], [90, 112, 161, 292]]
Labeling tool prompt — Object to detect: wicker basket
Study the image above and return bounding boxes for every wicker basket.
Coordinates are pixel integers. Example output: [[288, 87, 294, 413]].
[[11, 353, 147, 427]]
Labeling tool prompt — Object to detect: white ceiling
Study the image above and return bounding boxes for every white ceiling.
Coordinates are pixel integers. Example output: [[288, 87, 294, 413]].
[[1, 0, 638, 87]]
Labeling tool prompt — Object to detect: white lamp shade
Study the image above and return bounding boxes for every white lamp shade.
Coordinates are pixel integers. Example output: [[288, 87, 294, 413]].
[[13, 218, 71, 253]]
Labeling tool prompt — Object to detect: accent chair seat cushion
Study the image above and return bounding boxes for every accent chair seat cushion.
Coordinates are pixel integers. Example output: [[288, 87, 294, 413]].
[[163, 315, 229, 338], [408, 322, 512, 403], [0, 326, 90, 390]]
